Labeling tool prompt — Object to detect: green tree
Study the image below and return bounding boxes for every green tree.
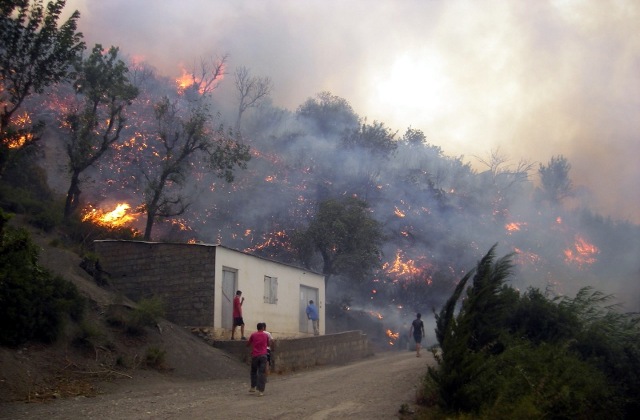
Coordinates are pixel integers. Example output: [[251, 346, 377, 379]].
[[427, 246, 640, 417], [401, 126, 427, 146], [292, 196, 383, 286], [138, 97, 250, 241], [296, 91, 359, 136], [342, 118, 398, 156], [0, 0, 84, 175], [538, 155, 573, 205], [63, 44, 138, 219]]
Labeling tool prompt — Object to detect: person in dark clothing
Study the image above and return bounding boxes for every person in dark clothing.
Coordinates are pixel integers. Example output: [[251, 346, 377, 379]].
[[409, 313, 426, 357]]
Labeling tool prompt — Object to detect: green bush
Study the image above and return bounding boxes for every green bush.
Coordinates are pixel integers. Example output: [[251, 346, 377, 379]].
[[0, 210, 85, 346], [131, 296, 165, 328], [73, 319, 105, 350], [145, 346, 167, 369], [104, 297, 165, 336], [426, 245, 640, 418]]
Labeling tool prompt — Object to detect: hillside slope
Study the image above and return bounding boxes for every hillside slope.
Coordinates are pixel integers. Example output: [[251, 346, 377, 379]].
[[0, 217, 247, 403]]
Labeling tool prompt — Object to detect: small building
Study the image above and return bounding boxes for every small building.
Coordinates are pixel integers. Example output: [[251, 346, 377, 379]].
[[93, 240, 325, 338]]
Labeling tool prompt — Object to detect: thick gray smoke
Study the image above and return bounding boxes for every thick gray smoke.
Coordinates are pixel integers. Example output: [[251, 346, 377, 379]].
[[64, 0, 640, 225], [42, 0, 639, 339]]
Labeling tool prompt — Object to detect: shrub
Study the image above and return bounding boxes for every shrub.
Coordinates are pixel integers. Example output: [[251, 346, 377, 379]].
[[130, 296, 165, 328], [145, 346, 167, 369], [426, 245, 640, 418], [0, 210, 85, 346], [73, 319, 105, 350]]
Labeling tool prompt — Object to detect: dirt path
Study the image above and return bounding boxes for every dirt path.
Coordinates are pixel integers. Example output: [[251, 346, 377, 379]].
[[1, 350, 432, 419]]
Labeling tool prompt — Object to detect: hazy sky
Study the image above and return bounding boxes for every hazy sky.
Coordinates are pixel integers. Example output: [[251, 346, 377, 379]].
[[64, 0, 640, 223]]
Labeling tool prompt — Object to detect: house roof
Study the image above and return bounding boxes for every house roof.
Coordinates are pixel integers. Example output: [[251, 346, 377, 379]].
[[94, 239, 324, 276]]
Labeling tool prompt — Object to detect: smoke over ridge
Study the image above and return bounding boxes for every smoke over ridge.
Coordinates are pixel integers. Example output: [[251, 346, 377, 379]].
[[43, 1, 640, 335]]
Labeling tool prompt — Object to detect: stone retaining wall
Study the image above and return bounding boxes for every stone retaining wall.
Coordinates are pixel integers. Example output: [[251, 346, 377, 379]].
[[209, 330, 373, 373]]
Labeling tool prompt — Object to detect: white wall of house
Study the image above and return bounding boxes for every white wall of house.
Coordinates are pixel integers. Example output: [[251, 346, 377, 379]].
[[213, 246, 325, 338]]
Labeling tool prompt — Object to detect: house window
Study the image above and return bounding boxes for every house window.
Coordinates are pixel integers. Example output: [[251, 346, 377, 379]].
[[264, 276, 278, 304]]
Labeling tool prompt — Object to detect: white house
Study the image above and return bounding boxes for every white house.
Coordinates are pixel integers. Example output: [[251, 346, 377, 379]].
[[214, 246, 325, 338], [93, 240, 325, 338]]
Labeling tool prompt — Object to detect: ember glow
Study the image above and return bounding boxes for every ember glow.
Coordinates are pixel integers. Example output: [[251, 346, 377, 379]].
[[382, 250, 424, 281], [6, 111, 35, 148], [82, 203, 139, 228], [175, 67, 196, 94], [513, 247, 542, 268], [369, 311, 383, 320], [505, 222, 527, 233], [386, 329, 400, 346], [564, 235, 599, 269]]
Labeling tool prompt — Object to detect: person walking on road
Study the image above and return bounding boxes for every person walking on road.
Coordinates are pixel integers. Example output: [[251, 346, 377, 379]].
[[231, 290, 245, 340], [247, 322, 272, 396], [409, 313, 426, 357], [306, 300, 320, 336]]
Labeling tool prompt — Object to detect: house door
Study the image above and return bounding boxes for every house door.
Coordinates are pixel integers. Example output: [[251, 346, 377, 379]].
[[221, 268, 237, 330], [299, 285, 319, 333]]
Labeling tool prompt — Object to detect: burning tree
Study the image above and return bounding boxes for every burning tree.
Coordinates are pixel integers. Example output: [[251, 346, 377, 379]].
[[0, 0, 84, 175], [62, 45, 138, 219], [137, 96, 250, 240]]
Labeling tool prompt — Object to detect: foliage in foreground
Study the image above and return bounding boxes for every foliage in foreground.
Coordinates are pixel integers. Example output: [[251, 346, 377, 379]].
[[0, 209, 85, 346], [424, 244, 640, 418]]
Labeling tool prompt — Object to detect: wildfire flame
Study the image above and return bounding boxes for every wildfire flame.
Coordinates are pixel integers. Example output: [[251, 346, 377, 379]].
[[382, 250, 423, 280], [564, 235, 599, 268], [394, 206, 406, 218], [386, 329, 400, 346], [175, 67, 196, 94], [5, 111, 35, 148], [369, 311, 383, 319], [505, 221, 526, 233], [82, 203, 137, 228], [513, 247, 542, 268]]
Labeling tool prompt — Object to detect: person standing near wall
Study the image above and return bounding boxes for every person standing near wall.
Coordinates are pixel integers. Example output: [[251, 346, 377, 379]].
[[409, 313, 426, 357], [247, 322, 271, 396], [231, 290, 245, 340], [306, 300, 320, 336], [262, 322, 274, 374]]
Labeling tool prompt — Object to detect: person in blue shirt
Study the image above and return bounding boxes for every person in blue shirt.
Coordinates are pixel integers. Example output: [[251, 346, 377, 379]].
[[306, 300, 320, 336]]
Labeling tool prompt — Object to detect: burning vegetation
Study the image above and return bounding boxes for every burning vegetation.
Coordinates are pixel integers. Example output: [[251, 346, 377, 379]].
[[82, 203, 138, 228]]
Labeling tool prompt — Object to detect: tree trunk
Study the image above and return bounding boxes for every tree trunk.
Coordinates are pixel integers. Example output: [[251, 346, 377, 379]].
[[64, 172, 81, 220]]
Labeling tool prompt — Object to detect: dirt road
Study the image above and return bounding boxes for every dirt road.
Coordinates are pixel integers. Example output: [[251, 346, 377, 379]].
[[1, 350, 432, 419]]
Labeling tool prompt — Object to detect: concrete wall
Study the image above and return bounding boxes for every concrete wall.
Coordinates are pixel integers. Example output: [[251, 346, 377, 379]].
[[214, 247, 325, 337], [209, 330, 373, 373], [94, 240, 326, 338], [94, 240, 216, 326]]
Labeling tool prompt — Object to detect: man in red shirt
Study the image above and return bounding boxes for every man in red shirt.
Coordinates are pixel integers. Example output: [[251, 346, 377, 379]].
[[247, 322, 271, 396], [231, 290, 245, 340]]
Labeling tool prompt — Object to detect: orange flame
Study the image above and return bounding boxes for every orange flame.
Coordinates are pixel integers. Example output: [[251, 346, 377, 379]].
[[505, 221, 526, 233], [394, 206, 406, 218], [5, 111, 35, 148], [382, 250, 422, 279], [175, 67, 195, 94], [369, 311, 383, 319], [82, 202, 137, 228], [386, 329, 400, 345], [564, 235, 599, 268]]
